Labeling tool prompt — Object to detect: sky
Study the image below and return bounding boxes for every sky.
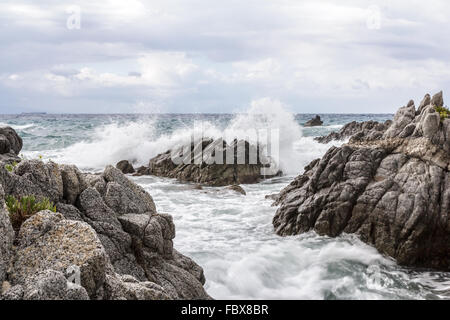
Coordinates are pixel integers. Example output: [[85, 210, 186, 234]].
[[0, 0, 449, 114]]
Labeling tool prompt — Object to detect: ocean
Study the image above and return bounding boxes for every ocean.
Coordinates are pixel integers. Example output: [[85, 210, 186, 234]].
[[1, 107, 449, 300]]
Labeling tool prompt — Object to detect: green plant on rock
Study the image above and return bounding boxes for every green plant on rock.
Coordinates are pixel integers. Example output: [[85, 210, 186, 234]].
[[435, 105, 449, 122], [5, 195, 57, 231], [4, 161, 17, 173]]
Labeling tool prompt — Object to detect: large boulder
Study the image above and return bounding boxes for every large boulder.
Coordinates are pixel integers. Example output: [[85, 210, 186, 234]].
[[273, 92, 450, 271], [143, 138, 281, 186]]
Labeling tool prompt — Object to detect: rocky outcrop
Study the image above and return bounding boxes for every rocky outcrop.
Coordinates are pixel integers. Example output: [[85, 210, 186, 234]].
[[116, 160, 135, 174], [0, 126, 22, 163], [304, 115, 323, 127], [273, 92, 450, 271], [0, 135, 210, 299], [140, 138, 281, 186], [315, 120, 392, 143]]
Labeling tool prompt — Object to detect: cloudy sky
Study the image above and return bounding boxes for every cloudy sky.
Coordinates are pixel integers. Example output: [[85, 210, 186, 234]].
[[0, 0, 449, 114]]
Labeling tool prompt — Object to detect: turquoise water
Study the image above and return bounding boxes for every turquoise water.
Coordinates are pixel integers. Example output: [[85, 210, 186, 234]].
[[1, 111, 449, 300]]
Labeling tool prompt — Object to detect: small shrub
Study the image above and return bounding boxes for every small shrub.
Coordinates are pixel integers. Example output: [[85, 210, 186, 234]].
[[435, 105, 449, 122], [5, 195, 57, 231]]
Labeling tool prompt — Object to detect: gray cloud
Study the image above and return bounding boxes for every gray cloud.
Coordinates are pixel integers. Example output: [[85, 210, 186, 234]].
[[0, 0, 449, 114]]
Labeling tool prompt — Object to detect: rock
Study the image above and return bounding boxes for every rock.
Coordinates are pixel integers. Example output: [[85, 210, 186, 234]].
[[2, 160, 64, 203], [304, 115, 323, 127], [145, 138, 281, 186], [133, 166, 150, 176], [0, 150, 210, 299], [102, 273, 170, 300], [102, 165, 156, 215], [0, 126, 23, 155], [430, 90, 443, 107], [116, 160, 135, 174], [59, 164, 89, 204], [315, 120, 391, 144], [0, 186, 14, 283], [20, 270, 89, 300], [77, 187, 146, 279], [226, 185, 246, 195], [10, 210, 109, 297], [272, 92, 450, 271]]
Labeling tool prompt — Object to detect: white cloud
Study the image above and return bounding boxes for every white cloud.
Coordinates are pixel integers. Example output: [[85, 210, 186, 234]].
[[0, 0, 450, 113]]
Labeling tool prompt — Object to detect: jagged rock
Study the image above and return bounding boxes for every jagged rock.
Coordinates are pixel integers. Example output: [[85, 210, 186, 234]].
[[10, 211, 108, 297], [0, 186, 14, 283], [102, 165, 156, 215], [143, 138, 281, 186], [116, 160, 135, 174], [315, 120, 392, 144], [226, 185, 246, 195], [0, 127, 210, 300], [272, 92, 450, 271], [304, 115, 323, 127], [77, 187, 146, 279], [430, 90, 443, 107], [1, 160, 63, 203], [59, 164, 88, 205]]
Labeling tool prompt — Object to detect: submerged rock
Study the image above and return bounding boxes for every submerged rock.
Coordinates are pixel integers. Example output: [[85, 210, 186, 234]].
[[141, 138, 281, 186], [272, 92, 450, 271], [304, 115, 323, 127], [226, 185, 246, 195]]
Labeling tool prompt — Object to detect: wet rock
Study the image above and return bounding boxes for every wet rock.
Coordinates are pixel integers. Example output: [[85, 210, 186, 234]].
[[226, 184, 246, 195], [144, 138, 281, 186], [0, 126, 23, 155], [304, 115, 323, 127], [273, 92, 450, 271], [315, 120, 392, 144], [116, 160, 135, 174]]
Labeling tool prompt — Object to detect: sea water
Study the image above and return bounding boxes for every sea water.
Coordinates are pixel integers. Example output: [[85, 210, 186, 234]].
[[1, 105, 449, 300]]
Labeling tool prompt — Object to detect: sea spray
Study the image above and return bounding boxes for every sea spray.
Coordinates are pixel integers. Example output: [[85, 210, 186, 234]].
[[45, 98, 319, 174]]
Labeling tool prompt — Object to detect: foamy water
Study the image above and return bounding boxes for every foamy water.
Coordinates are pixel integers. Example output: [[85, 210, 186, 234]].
[[1, 102, 449, 300]]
